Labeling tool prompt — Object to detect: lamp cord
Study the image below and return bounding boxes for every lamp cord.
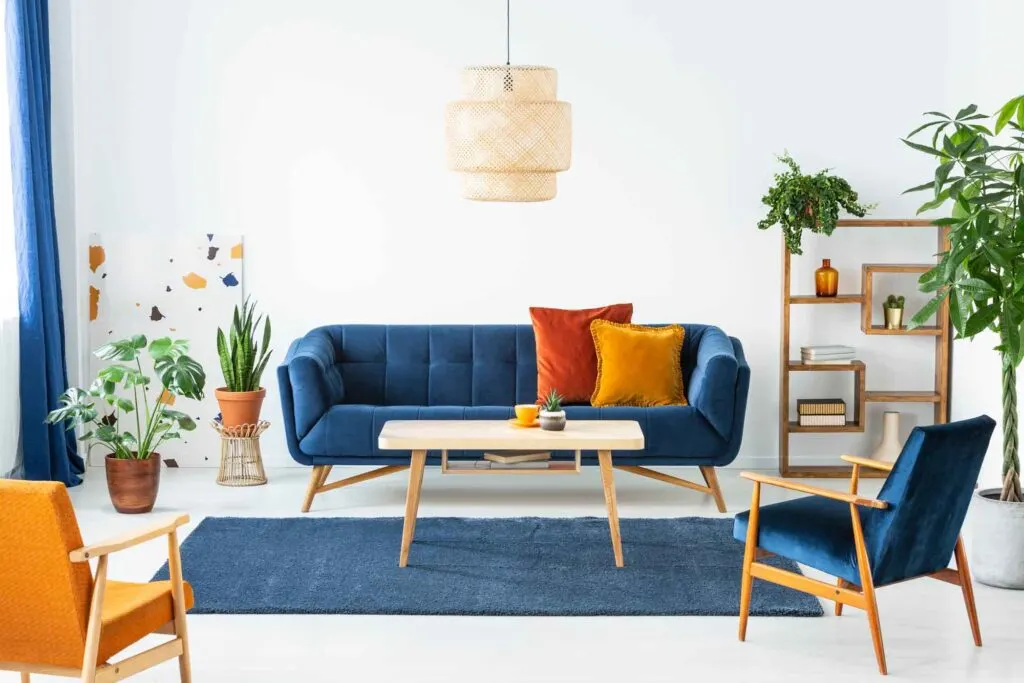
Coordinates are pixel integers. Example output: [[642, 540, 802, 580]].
[[506, 0, 510, 65]]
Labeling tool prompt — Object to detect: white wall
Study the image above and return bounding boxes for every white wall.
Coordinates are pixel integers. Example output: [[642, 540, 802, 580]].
[[52, 0, 1024, 475]]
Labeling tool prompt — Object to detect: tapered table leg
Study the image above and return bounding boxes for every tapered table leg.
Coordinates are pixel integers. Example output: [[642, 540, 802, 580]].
[[598, 450, 624, 567], [399, 450, 427, 567]]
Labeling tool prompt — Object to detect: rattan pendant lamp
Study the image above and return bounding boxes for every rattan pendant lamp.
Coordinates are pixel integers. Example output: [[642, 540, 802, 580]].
[[445, 0, 572, 202]]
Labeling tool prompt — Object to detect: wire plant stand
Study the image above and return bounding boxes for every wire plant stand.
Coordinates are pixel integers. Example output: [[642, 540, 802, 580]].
[[212, 420, 269, 486]]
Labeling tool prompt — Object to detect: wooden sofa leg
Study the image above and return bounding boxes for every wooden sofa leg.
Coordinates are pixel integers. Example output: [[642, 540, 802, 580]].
[[699, 466, 727, 513], [954, 537, 982, 646], [301, 465, 327, 513]]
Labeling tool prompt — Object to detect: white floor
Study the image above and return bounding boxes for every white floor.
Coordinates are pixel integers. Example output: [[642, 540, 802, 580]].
[[14, 466, 1024, 682]]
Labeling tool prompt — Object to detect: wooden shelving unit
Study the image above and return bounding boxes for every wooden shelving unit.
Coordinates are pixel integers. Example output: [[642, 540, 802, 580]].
[[779, 219, 951, 478]]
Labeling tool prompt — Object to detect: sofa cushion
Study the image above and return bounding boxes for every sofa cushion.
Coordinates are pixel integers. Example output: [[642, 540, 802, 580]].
[[299, 405, 725, 460], [590, 321, 687, 407], [530, 304, 633, 404]]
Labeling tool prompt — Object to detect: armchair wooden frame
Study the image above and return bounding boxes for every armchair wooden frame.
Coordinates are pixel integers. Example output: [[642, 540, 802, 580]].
[[3, 514, 194, 683], [737, 457, 981, 676]]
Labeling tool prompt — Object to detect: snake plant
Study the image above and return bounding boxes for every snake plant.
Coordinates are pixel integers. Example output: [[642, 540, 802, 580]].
[[216, 297, 272, 392]]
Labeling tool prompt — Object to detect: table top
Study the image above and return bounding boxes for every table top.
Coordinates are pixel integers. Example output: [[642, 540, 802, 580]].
[[377, 420, 644, 451]]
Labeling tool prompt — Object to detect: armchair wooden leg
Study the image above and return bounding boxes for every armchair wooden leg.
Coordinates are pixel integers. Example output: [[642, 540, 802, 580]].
[[954, 537, 982, 646], [699, 466, 727, 513], [851, 506, 887, 675], [80, 556, 108, 683], [301, 465, 327, 513], [738, 482, 760, 642], [168, 530, 193, 683], [21, 673, 30, 683], [835, 578, 848, 616]]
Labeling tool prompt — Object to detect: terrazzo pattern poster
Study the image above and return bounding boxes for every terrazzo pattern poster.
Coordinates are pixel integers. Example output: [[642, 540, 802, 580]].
[[86, 233, 244, 467]]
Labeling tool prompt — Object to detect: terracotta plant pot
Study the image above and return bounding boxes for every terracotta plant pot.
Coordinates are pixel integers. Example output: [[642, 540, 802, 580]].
[[106, 454, 161, 514], [216, 387, 267, 428]]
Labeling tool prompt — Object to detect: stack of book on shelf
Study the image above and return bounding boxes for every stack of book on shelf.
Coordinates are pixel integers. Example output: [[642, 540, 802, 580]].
[[797, 399, 847, 427], [800, 345, 855, 365]]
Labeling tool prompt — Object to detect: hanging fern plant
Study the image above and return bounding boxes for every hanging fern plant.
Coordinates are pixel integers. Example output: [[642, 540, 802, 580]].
[[757, 153, 874, 254]]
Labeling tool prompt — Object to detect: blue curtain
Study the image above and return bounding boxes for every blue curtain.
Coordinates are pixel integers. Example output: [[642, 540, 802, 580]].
[[7, 0, 83, 484]]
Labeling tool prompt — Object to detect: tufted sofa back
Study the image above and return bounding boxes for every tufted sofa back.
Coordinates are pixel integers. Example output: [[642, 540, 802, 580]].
[[311, 324, 713, 406]]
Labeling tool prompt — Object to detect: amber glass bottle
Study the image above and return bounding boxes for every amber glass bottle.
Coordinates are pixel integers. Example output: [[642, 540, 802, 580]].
[[815, 259, 838, 297]]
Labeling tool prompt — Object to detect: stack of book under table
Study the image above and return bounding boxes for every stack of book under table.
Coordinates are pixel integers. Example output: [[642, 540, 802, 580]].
[[797, 399, 847, 427], [800, 345, 855, 365]]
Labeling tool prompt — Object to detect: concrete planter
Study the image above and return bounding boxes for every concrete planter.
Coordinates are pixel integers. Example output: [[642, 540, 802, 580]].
[[539, 410, 566, 431], [971, 488, 1024, 589]]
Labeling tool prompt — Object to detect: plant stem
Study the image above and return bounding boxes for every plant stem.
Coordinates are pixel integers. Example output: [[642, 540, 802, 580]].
[[132, 383, 142, 459], [1001, 354, 1021, 502], [137, 357, 151, 425]]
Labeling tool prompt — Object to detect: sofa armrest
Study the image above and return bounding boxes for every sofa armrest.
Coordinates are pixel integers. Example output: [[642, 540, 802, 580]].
[[688, 326, 740, 439], [278, 329, 344, 439]]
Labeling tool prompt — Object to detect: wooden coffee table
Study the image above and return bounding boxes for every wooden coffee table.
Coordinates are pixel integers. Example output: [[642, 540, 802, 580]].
[[377, 419, 645, 568]]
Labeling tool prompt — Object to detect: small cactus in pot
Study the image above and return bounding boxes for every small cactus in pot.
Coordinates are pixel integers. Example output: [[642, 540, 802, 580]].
[[882, 294, 905, 330], [539, 389, 567, 431]]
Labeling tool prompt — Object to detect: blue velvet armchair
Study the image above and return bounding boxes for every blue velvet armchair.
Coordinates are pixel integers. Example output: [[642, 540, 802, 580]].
[[733, 415, 996, 675]]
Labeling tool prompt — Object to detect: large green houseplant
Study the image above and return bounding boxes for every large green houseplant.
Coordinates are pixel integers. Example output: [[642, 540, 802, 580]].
[[757, 153, 874, 254], [46, 335, 205, 513], [903, 94, 1024, 587], [215, 297, 272, 428]]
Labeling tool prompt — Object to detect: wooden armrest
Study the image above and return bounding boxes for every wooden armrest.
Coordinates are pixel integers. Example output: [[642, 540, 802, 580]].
[[840, 455, 894, 472], [70, 514, 190, 562], [739, 472, 888, 509]]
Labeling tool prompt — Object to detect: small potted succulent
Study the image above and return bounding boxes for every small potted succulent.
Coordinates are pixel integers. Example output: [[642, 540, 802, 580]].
[[46, 335, 205, 513], [882, 294, 905, 330], [539, 389, 566, 431], [215, 297, 272, 429]]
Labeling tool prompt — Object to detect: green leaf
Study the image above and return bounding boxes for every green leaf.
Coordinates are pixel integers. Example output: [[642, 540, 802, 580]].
[[954, 104, 978, 120], [934, 161, 955, 194], [908, 291, 948, 329], [906, 119, 946, 139], [902, 138, 947, 158], [949, 288, 966, 335], [148, 337, 173, 359], [964, 303, 1000, 337], [916, 188, 951, 214], [995, 96, 1022, 134]]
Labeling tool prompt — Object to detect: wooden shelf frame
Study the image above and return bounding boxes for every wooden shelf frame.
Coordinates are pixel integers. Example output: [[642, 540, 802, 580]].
[[779, 219, 951, 478]]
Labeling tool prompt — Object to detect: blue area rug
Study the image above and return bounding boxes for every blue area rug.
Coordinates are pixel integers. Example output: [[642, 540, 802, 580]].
[[153, 516, 823, 617]]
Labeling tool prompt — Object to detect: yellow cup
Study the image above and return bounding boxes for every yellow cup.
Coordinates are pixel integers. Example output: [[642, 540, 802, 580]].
[[514, 404, 539, 425]]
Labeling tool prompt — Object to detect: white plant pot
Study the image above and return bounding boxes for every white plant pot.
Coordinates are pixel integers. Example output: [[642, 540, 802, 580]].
[[871, 411, 903, 462], [539, 410, 566, 431], [971, 488, 1024, 589]]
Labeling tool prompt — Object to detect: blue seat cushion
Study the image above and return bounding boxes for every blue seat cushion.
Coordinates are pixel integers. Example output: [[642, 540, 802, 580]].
[[299, 405, 726, 460], [733, 497, 864, 586]]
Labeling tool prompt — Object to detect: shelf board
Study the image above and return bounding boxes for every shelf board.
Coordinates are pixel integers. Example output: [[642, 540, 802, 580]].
[[788, 360, 865, 372], [788, 421, 864, 433], [790, 294, 864, 304], [781, 465, 888, 479], [862, 263, 933, 273], [864, 325, 941, 336], [835, 219, 935, 228], [865, 390, 941, 403]]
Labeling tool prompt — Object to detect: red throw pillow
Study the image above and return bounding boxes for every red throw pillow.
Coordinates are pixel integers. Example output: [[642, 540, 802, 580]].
[[530, 304, 634, 404]]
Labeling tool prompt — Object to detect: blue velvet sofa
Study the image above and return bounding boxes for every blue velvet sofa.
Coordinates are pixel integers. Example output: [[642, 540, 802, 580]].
[[279, 324, 749, 512]]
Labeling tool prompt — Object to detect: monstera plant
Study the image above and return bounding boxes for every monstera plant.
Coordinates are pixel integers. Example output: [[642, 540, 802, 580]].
[[903, 94, 1024, 588], [46, 335, 205, 513]]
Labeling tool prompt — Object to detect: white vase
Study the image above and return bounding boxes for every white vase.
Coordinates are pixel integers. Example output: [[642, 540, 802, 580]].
[[871, 411, 902, 462]]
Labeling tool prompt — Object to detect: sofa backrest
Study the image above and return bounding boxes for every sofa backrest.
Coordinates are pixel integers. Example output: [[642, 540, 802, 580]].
[[314, 324, 715, 406]]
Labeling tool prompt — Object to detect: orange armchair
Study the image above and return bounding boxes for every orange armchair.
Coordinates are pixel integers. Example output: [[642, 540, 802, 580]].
[[0, 480, 194, 682]]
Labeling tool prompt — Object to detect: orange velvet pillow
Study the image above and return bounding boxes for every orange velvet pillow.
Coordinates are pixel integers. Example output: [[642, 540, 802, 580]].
[[530, 304, 634, 403]]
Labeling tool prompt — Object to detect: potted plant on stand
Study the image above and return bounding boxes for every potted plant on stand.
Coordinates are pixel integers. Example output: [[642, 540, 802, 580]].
[[46, 335, 205, 513], [904, 94, 1024, 587], [539, 389, 566, 431], [757, 152, 874, 255], [215, 298, 272, 429]]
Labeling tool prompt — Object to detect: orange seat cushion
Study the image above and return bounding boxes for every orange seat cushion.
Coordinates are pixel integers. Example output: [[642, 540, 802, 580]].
[[530, 304, 633, 403], [98, 580, 194, 663], [590, 321, 687, 407]]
